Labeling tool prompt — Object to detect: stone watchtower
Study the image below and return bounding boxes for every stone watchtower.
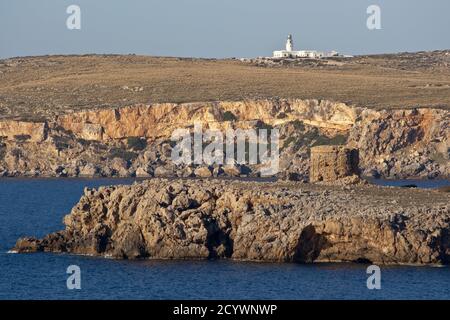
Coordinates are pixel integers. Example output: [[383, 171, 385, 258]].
[[309, 146, 360, 182]]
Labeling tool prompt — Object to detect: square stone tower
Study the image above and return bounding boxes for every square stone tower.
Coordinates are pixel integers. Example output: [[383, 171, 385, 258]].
[[310, 145, 360, 182]]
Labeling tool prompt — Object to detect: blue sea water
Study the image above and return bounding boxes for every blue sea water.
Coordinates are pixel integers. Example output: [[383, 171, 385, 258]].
[[0, 178, 449, 300], [369, 178, 450, 189]]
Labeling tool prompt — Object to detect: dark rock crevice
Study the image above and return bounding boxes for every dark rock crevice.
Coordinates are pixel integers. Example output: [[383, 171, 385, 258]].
[[294, 225, 330, 263]]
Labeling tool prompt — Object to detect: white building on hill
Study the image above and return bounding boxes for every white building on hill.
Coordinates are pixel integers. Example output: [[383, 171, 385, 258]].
[[273, 34, 339, 59]]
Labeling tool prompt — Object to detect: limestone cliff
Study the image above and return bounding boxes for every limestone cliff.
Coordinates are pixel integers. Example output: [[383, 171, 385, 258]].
[[0, 120, 47, 142], [13, 179, 450, 265], [0, 99, 448, 179], [348, 108, 449, 178], [55, 99, 357, 141]]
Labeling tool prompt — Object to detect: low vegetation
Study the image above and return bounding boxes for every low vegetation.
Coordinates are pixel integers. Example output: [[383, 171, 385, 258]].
[[108, 148, 138, 162], [13, 135, 31, 142], [222, 111, 237, 122], [282, 127, 348, 151], [127, 137, 147, 151], [1, 52, 449, 120], [311, 134, 348, 147]]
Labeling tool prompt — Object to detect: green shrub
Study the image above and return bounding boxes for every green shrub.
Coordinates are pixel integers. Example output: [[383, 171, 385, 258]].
[[291, 120, 305, 131], [282, 136, 297, 150], [311, 134, 348, 147], [127, 137, 147, 151], [108, 148, 138, 162], [255, 120, 273, 130], [77, 138, 91, 147], [0, 146, 5, 161], [282, 130, 348, 152], [14, 134, 31, 142], [222, 111, 237, 122], [53, 136, 71, 150]]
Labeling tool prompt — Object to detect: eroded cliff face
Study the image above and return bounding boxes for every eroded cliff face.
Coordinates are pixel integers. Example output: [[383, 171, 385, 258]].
[[55, 99, 357, 141], [0, 99, 448, 179], [348, 108, 449, 178], [13, 179, 450, 265], [0, 121, 47, 142]]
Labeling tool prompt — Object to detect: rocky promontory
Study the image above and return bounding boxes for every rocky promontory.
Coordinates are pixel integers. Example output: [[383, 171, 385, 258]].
[[13, 178, 450, 265]]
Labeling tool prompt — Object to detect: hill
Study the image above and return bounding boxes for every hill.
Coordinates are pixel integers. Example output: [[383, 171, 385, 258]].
[[0, 51, 449, 120]]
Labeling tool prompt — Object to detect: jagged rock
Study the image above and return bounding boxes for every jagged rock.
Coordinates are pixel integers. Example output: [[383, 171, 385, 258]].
[[154, 165, 174, 177], [65, 164, 79, 177], [110, 157, 129, 177], [52, 165, 65, 175], [78, 164, 99, 177], [13, 179, 450, 265], [135, 167, 151, 177], [194, 166, 212, 178], [316, 174, 367, 186], [348, 108, 450, 178], [0, 120, 47, 142], [222, 164, 241, 177], [143, 150, 158, 163], [81, 123, 103, 141], [176, 166, 194, 178]]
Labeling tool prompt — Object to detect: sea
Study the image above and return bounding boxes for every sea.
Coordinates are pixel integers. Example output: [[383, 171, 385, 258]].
[[0, 178, 448, 300]]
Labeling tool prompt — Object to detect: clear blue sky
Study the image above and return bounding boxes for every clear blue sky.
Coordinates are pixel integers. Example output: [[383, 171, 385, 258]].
[[1, 0, 449, 59]]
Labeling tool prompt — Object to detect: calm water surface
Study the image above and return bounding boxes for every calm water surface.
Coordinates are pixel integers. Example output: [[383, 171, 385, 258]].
[[0, 178, 448, 300]]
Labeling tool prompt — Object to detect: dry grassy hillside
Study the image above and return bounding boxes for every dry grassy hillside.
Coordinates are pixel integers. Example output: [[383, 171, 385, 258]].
[[0, 51, 449, 120]]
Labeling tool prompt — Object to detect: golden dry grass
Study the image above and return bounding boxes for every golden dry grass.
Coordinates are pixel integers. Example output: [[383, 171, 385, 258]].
[[0, 52, 449, 120]]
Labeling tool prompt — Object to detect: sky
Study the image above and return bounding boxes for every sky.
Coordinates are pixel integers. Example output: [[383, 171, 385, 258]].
[[0, 0, 449, 59]]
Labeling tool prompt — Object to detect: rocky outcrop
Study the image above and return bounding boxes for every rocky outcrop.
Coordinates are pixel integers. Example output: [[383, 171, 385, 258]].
[[13, 179, 450, 265], [80, 123, 104, 141], [348, 108, 450, 178], [0, 120, 47, 142]]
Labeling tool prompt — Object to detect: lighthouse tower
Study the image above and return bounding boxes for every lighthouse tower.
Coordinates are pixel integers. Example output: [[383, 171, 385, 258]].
[[286, 34, 294, 52]]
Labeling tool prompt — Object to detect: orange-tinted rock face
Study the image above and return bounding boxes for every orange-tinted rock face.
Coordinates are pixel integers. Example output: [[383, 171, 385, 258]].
[[348, 108, 449, 169], [0, 120, 47, 142], [55, 99, 358, 141]]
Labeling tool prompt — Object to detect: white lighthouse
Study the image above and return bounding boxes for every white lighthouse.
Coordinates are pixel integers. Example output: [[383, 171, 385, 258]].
[[273, 34, 337, 59], [286, 34, 294, 52]]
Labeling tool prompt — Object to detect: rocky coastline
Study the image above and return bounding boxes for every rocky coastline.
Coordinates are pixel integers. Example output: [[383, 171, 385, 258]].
[[13, 178, 450, 265]]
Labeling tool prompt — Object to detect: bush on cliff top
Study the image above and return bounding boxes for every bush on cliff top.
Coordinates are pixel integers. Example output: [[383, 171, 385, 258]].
[[311, 134, 348, 147], [108, 148, 138, 162], [127, 137, 147, 151], [13, 134, 31, 142], [282, 128, 348, 151], [222, 111, 237, 122]]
